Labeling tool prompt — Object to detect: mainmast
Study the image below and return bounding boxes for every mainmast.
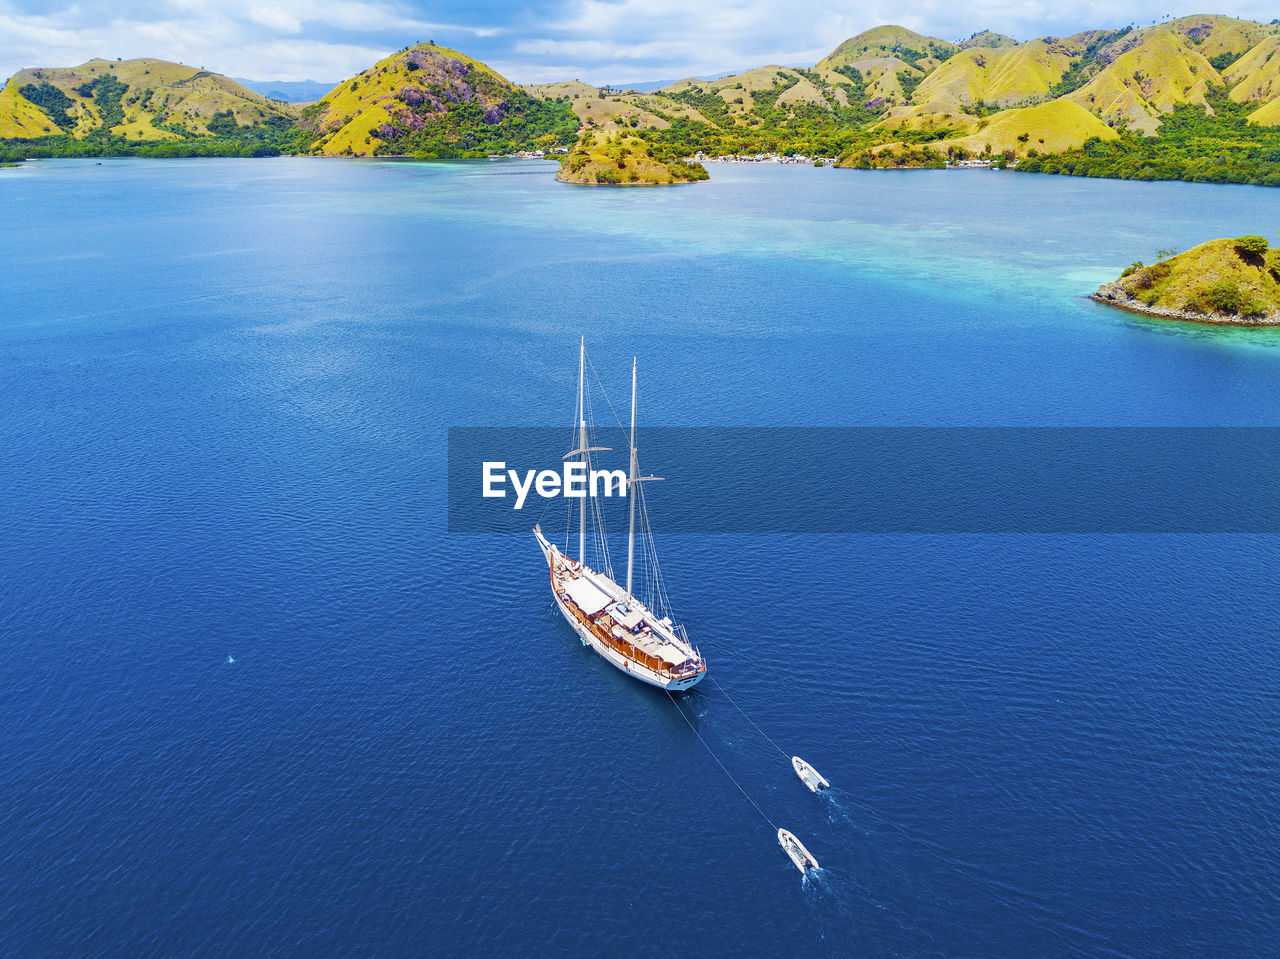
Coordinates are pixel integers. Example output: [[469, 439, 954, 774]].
[[578, 336, 586, 565], [626, 358, 637, 599]]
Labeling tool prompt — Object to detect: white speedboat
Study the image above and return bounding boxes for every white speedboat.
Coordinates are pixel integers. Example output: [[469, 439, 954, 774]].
[[792, 756, 829, 793], [534, 340, 706, 691], [778, 828, 819, 872]]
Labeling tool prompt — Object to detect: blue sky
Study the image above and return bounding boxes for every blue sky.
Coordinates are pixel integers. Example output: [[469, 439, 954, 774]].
[[2, 1, 1279, 86]]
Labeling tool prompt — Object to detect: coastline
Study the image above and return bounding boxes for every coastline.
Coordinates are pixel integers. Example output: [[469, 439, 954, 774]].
[[1091, 281, 1280, 327]]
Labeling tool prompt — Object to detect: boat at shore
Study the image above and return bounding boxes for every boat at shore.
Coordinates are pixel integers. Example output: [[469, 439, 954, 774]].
[[534, 340, 706, 691]]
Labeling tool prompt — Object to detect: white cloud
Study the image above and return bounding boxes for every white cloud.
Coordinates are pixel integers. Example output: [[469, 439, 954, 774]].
[[0, 0, 501, 81], [4, 0, 1280, 87], [514, 0, 1280, 83]]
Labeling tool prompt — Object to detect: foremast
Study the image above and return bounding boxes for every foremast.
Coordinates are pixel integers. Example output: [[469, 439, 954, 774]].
[[625, 356, 662, 603], [565, 335, 610, 572], [578, 337, 586, 565]]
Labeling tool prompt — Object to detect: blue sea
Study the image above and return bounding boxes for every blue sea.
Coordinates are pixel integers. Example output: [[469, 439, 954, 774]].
[[2, 157, 1279, 957]]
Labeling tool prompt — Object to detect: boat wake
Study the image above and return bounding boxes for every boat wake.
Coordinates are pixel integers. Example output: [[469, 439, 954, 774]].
[[816, 789, 874, 836]]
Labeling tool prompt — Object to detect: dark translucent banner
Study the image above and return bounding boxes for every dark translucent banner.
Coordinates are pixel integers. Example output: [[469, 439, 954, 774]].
[[447, 427, 1280, 533]]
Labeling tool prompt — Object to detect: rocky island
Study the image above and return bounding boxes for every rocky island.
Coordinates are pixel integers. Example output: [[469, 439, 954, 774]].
[[556, 131, 709, 186], [1092, 235, 1280, 325]]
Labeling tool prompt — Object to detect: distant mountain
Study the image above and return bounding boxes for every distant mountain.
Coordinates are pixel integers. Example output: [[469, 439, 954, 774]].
[[300, 43, 577, 157], [6, 14, 1280, 183], [0, 58, 297, 140], [516, 14, 1280, 182], [233, 78, 336, 103]]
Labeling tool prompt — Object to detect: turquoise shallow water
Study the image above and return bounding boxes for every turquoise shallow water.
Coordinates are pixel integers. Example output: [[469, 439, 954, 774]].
[[1, 157, 1279, 957]]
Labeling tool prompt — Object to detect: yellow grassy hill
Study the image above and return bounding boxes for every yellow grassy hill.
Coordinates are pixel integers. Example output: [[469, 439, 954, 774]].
[[1225, 34, 1280, 104], [910, 39, 1078, 111], [1247, 96, 1280, 125], [0, 58, 296, 140], [523, 63, 861, 134], [817, 25, 958, 70], [521, 81, 696, 131], [660, 66, 849, 118], [1163, 14, 1279, 57], [1067, 30, 1221, 135], [859, 59, 927, 104], [0, 78, 55, 137], [959, 31, 1018, 50], [522, 80, 598, 99], [932, 100, 1119, 157]]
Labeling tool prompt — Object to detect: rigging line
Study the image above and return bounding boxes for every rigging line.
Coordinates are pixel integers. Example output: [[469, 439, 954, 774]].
[[636, 479, 678, 623], [585, 351, 627, 433], [706, 675, 791, 762], [666, 689, 777, 832]]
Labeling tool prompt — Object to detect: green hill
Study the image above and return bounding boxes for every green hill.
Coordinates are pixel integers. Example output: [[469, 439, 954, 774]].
[[0, 58, 297, 142], [301, 43, 577, 157], [1093, 236, 1280, 324]]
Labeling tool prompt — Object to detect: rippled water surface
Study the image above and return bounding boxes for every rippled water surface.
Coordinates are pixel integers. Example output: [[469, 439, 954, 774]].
[[2, 158, 1279, 957]]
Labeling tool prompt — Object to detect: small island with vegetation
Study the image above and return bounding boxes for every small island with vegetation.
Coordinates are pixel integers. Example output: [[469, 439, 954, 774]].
[[556, 131, 709, 185], [1092, 235, 1280, 324]]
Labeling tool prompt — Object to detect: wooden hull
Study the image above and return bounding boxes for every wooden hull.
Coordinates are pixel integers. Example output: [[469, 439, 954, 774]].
[[551, 586, 704, 691], [536, 528, 705, 691]]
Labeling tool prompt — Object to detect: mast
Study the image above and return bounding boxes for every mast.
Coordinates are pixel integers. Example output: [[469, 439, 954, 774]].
[[626, 357, 637, 599], [578, 336, 586, 565]]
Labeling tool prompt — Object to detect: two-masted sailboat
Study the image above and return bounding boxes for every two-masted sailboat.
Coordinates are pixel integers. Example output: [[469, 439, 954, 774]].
[[534, 340, 706, 690]]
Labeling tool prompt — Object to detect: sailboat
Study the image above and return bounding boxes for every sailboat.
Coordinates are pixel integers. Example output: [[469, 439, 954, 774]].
[[534, 340, 707, 691]]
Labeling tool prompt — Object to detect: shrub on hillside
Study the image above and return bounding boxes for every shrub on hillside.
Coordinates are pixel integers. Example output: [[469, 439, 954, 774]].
[[1234, 235, 1268, 258], [1185, 280, 1267, 316]]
